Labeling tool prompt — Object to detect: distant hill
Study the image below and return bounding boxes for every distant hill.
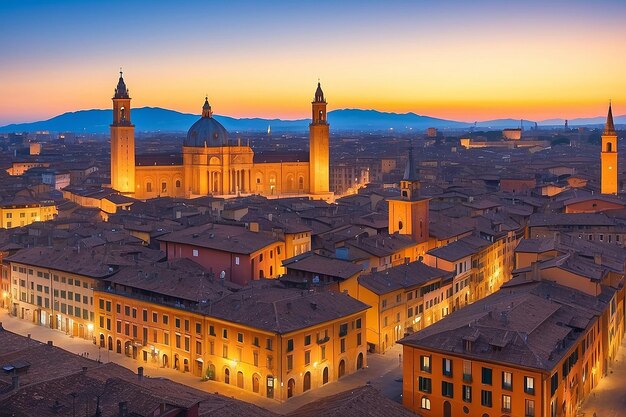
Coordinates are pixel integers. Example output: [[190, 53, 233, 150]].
[[0, 107, 623, 134]]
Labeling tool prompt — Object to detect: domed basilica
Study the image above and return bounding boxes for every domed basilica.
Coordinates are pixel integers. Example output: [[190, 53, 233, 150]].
[[110, 72, 330, 200]]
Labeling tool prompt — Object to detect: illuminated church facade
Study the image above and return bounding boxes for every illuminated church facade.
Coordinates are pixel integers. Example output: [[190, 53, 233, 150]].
[[110, 73, 330, 200]]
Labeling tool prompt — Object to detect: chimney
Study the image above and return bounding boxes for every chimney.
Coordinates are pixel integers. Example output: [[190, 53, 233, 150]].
[[138, 366, 144, 381], [11, 375, 19, 391], [594, 253, 602, 266], [530, 262, 541, 281], [118, 401, 128, 417]]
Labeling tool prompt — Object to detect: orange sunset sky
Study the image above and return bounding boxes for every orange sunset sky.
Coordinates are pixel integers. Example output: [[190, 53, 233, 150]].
[[1, 0, 626, 125]]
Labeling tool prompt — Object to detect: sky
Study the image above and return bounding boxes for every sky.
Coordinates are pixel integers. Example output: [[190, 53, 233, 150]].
[[1, 0, 626, 125]]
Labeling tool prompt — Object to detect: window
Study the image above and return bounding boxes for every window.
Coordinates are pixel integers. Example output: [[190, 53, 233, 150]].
[[266, 338, 273, 350], [196, 341, 202, 355], [164, 332, 169, 345], [209, 325, 215, 336], [420, 355, 431, 373], [502, 371, 512, 390], [223, 345, 228, 358], [321, 345, 326, 360], [443, 358, 453, 377], [550, 372, 558, 397], [463, 360, 472, 381], [525, 399, 535, 417], [304, 335, 311, 346], [287, 339, 294, 352], [421, 397, 431, 410], [304, 350, 311, 366], [195, 323, 201, 334], [355, 318, 362, 329], [235, 256, 240, 265], [175, 334, 181, 349], [339, 323, 348, 337], [340, 338, 346, 353], [163, 315, 169, 325], [175, 318, 180, 328], [184, 320, 189, 332], [192, 249, 199, 257], [481, 390, 492, 407], [418, 376, 432, 393], [153, 312, 158, 323], [146, 182, 152, 192], [462, 385, 472, 402], [142, 310, 148, 322], [396, 294, 401, 303], [287, 355, 293, 371], [481, 367, 492, 385], [524, 376, 535, 395], [253, 336, 259, 347], [442, 381, 453, 398], [184, 336, 190, 352], [222, 329, 228, 339], [502, 395, 511, 412], [357, 332, 362, 346], [237, 332, 244, 343]]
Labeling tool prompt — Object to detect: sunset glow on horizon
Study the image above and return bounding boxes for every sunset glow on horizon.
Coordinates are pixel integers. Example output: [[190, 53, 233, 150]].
[[2, 0, 626, 125]]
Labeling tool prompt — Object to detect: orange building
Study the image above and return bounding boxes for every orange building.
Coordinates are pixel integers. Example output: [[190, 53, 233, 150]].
[[400, 278, 620, 417], [601, 103, 618, 195], [109, 73, 331, 200], [93, 259, 369, 401]]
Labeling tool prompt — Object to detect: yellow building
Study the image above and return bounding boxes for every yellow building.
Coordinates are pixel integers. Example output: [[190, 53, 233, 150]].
[[5, 245, 164, 340], [601, 103, 618, 195], [0, 197, 57, 229], [339, 260, 452, 353], [93, 259, 369, 401], [109, 73, 331, 200]]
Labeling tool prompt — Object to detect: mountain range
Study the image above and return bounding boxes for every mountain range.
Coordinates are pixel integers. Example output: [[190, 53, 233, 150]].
[[0, 107, 623, 134]]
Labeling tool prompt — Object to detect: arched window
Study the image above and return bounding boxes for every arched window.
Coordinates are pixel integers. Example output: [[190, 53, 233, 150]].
[[607, 142, 613, 152], [421, 397, 431, 410], [175, 180, 181, 188], [146, 182, 152, 193]]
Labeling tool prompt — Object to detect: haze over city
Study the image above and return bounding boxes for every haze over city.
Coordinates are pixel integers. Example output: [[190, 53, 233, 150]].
[[2, 0, 626, 125]]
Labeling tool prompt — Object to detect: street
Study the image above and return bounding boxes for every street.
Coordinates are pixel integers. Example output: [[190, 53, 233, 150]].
[[579, 338, 626, 417]]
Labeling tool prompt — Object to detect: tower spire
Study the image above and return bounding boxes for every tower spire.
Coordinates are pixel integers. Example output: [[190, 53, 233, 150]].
[[114, 70, 129, 99], [604, 101, 616, 135], [202, 96, 212, 118]]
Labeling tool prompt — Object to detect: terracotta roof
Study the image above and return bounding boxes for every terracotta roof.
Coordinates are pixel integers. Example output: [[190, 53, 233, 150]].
[[287, 385, 419, 417], [399, 279, 614, 371], [283, 253, 363, 279], [158, 223, 279, 255], [204, 286, 369, 334], [359, 261, 451, 295]]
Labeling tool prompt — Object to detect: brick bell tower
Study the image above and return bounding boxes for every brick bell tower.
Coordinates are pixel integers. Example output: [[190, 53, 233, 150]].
[[309, 82, 330, 194], [388, 144, 430, 244], [601, 102, 618, 195], [110, 71, 136, 194]]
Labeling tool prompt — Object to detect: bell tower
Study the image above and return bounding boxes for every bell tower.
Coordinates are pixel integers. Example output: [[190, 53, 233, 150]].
[[309, 82, 329, 194], [110, 71, 136, 194], [601, 102, 618, 195], [388, 144, 430, 244]]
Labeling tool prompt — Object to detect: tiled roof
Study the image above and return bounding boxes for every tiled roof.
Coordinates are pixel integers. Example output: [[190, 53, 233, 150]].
[[204, 286, 369, 334], [359, 261, 451, 295], [158, 223, 279, 255], [283, 253, 363, 279], [399, 279, 613, 371]]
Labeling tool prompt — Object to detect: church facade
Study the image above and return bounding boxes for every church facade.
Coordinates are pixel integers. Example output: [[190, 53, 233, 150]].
[[110, 73, 331, 200]]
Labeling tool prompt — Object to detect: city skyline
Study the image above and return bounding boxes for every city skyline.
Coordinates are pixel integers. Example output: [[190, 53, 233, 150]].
[[2, 0, 626, 126]]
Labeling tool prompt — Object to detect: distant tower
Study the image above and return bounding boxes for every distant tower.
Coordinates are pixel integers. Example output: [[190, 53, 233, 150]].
[[601, 102, 618, 195], [110, 71, 135, 194], [564, 119, 569, 130], [388, 145, 430, 244], [309, 82, 329, 194]]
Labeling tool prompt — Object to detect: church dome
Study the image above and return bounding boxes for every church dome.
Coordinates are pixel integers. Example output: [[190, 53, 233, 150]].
[[184, 97, 229, 147]]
